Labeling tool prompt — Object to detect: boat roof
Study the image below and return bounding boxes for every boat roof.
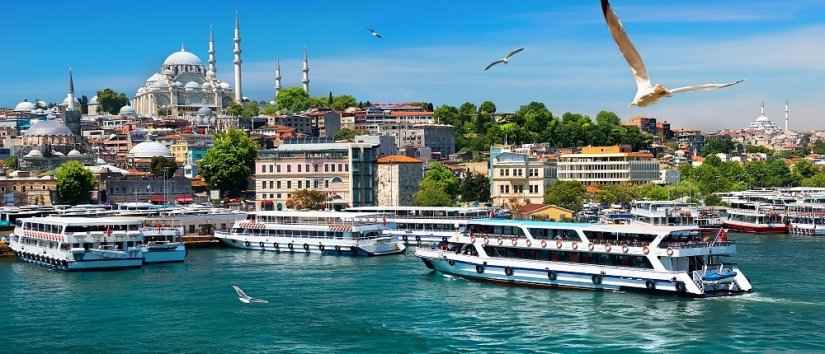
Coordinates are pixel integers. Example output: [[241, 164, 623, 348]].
[[253, 210, 383, 218], [468, 218, 697, 233], [346, 206, 490, 212], [22, 216, 145, 226]]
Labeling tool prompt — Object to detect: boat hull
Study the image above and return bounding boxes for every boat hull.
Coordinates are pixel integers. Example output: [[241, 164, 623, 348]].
[[723, 221, 787, 234], [215, 232, 405, 256], [15, 250, 143, 271], [142, 244, 187, 263]]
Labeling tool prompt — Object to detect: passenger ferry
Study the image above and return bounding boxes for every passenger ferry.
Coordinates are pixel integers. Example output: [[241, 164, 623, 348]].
[[8, 217, 146, 270], [415, 219, 752, 297], [215, 211, 405, 256], [631, 200, 722, 234], [345, 206, 492, 245], [786, 203, 825, 236], [0, 206, 55, 230]]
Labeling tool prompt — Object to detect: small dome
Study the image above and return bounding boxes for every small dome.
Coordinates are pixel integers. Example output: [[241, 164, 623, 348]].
[[96, 158, 106, 165], [24, 120, 73, 137], [25, 149, 43, 159], [173, 81, 183, 88], [68, 149, 82, 157], [52, 151, 65, 157], [119, 105, 136, 116], [219, 82, 230, 89], [184, 81, 200, 90], [62, 95, 79, 106], [89, 96, 98, 104], [197, 106, 212, 116], [201, 82, 213, 89], [14, 100, 35, 112], [163, 48, 202, 66], [129, 141, 172, 158], [136, 88, 146, 94]]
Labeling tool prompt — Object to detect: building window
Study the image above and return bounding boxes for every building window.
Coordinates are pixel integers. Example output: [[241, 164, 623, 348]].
[[298, 181, 302, 188], [298, 164, 302, 172], [287, 165, 291, 173], [276, 165, 281, 173], [325, 164, 329, 172], [277, 181, 281, 189], [287, 181, 291, 189]]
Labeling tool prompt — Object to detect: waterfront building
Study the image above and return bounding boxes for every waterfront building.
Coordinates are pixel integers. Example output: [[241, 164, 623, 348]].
[[512, 203, 574, 221], [557, 145, 660, 186], [254, 141, 380, 211], [102, 175, 193, 204], [0, 173, 57, 206], [490, 151, 557, 208], [376, 155, 423, 207]]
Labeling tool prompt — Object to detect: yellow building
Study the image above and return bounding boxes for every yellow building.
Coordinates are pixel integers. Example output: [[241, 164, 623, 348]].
[[514, 203, 574, 221], [169, 142, 189, 164]]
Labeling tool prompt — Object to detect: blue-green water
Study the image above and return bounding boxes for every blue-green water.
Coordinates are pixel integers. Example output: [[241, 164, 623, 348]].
[[2, 233, 824, 353]]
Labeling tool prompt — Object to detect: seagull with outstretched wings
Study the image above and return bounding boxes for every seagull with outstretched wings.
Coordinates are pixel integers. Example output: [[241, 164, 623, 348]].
[[367, 28, 382, 39], [484, 47, 525, 71], [232, 285, 269, 304], [601, 0, 743, 107]]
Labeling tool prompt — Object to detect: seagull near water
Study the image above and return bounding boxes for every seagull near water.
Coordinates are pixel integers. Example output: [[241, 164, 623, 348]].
[[600, 0, 743, 107], [367, 28, 382, 38], [484, 48, 524, 71], [232, 285, 269, 304]]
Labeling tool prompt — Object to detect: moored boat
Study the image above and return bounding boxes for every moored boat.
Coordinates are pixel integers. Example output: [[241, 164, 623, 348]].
[[344, 206, 492, 245], [415, 219, 752, 297]]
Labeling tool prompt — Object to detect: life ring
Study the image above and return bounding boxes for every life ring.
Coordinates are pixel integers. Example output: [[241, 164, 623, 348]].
[[588, 243, 595, 251], [318, 244, 325, 252], [592, 274, 603, 285], [288, 243, 294, 250], [448, 259, 455, 266], [442, 237, 448, 243], [667, 248, 674, 256], [505, 267, 514, 276], [511, 237, 518, 246], [476, 265, 484, 274], [572, 242, 579, 250], [675, 281, 687, 293], [402, 235, 408, 242], [259, 242, 265, 248], [541, 240, 547, 248], [645, 280, 656, 290], [415, 235, 421, 242], [303, 243, 310, 251], [547, 270, 557, 281], [483, 237, 489, 245], [335, 245, 342, 255], [622, 245, 629, 254], [526, 239, 532, 247], [470, 236, 476, 244], [244, 241, 250, 247], [273, 242, 279, 249], [606, 244, 612, 253], [497, 238, 503, 246], [642, 246, 650, 255], [556, 240, 563, 249]]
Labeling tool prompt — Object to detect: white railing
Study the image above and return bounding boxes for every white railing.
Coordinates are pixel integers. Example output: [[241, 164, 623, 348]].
[[691, 270, 704, 293]]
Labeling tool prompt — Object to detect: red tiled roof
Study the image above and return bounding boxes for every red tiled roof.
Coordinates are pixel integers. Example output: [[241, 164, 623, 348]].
[[376, 155, 423, 164]]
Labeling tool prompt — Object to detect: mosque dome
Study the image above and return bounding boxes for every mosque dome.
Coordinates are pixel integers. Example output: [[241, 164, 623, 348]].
[[89, 96, 98, 104], [119, 105, 136, 116], [163, 48, 202, 66], [14, 100, 35, 112], [25, 149, 43, 160], [184, 81, 200, 90], [52, 151, 65, 157], [62, 95, 79, 106], [24, 120, 73, 137], [129, 141, 172, 158], [68, 149, 82, 157], [219, 82, 230, 90], [96, 158, 106, 165], [173, 81, 184, 88]]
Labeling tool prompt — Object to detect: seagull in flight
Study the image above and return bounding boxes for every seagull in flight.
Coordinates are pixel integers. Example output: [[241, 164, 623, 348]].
[[600, 0, 743, 107], [367, 28, 382, 39], [232, 285, 268, 304], [484, 48, 524, 71]]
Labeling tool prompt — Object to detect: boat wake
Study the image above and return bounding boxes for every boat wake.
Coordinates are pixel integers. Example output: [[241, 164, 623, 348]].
[[707, 293, 819, 307]]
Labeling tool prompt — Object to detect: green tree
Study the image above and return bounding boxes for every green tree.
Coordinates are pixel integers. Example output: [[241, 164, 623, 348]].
[[198, 129, 259, 197], [421, 162, 459, 196], [811, 141, 825, 155], [793, 159, 818, 179], [702, 136, 739, 157], [802, 173, 825, 187], [226, 103, 243, 117], [55, 161, 94, 204], [286, 189, 327, 210], [459, 173, 490, 203], [594, 184, 639, 206], [96, 88, 129, 115], [544, 181, 587, 212], [3, 156, 18, 170], [150, 156, 178, 178], [414, 162, 460, 206], [261, 104, 279, 116], [332, 95, 358, 111], [275, 87, 311, 113], [414, 182, 454, 206], [241, 101, 259, 118], [333, 128, 357, 141]]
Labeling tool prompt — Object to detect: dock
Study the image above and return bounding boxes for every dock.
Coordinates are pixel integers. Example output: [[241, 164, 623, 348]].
[[182, 235, 223, 248], [0, 240, 14, 257]]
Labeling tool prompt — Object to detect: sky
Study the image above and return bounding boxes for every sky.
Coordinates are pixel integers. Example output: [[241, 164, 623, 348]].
[[2, 0, 825, 130]]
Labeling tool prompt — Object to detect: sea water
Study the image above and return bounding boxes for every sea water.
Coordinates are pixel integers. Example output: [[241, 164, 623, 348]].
[[2, 233, 824, 353]]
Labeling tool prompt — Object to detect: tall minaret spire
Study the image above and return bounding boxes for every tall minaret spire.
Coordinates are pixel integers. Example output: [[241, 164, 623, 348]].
[[66, 66, 77, 111], [274, 57, 282, 98], [207, 25, 216, 79], [785, 100, 790, 132], [233, 12, 243, 102], [760, 101, 765, 116], [302, 48, 310, 94]]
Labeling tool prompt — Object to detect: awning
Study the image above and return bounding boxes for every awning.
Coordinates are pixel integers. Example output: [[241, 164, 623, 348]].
[[149, 195, 166, 203], [175, 195, 193, 204], [260, 200, 274, 206]]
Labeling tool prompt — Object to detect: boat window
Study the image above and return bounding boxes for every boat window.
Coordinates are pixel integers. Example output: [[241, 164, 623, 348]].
[[583, 231, 656, 246], [528, 228, 581, 241], [468, 224, 525, 238], [482, 246, 653, 269], [659, 231, 706, 248]]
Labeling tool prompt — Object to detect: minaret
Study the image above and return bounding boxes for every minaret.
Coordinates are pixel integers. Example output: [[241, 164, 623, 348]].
[[760, 101, 765, 116], [233, 12, 243, 102], [302, 49, 310, 94], [785, 100, 790, 132], [274, 57, 282, 98], [207, 25, 217, 79], [66, 66, 77, 111]]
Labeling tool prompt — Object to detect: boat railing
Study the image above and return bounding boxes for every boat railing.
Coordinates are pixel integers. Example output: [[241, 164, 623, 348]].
[[236, 232, 385, 241], [691, 271, 705, 293], [659, 241, 734, 249]]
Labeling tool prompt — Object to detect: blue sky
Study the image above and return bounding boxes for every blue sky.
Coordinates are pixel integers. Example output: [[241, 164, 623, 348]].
[[3, 0, 825, 130]]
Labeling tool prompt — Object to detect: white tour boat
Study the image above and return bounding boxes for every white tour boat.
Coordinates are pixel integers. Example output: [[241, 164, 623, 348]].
[[215, 211, 405, 256], [631, 200, 722, 235], [786, 203, 825, 236], [141, 226, 187, 263], [345, 206, 492, 245], [415, 219, 753, 297], [9, 217, 146, 270]]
